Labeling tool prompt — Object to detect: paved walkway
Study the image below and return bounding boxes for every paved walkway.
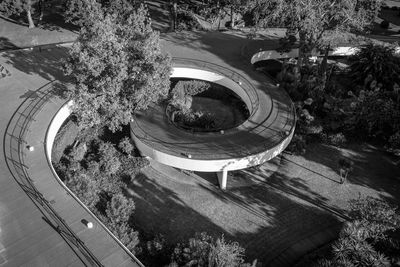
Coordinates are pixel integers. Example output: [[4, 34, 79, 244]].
[[0, 47, 141, 266]]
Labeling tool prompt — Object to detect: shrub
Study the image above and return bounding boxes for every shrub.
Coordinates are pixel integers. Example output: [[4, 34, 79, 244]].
[[66, 173, 99, 209], [102, 193, 139, 252], [349, 197, 400, 241], [349, 44, 400, 91], [120, 156, 149, 180], [118, 136, 135, 155], [169, 80, 211, 111], [314, 198, 400, 266], [348, 91, 400, 139], [98, 142, 121, 175], [327, 133, 347, 147], [176, 11, 201, 31], [286, 133, 307, 155], [388, 132, 400, 150], [380, 20, 390, 29], [70, 142, 87, 161], [171, 232, 255, 267]]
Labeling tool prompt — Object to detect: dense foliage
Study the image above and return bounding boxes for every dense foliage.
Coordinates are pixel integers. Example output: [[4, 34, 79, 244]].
[[54, 125, 149, 253], [313, 197, 400, 266], [281, 42, 400, 154], [171, 233, 252, 267], [0, 0, 39, 28], [349, 44, 400, 91], [169, 80, 211, 111], [64, 1, 171, 132]]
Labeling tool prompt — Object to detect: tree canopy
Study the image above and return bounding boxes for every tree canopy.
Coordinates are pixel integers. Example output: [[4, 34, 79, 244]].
[[245, 0, 383, 64], [0, 0, 38, 28], [64, 2, 171, 132]]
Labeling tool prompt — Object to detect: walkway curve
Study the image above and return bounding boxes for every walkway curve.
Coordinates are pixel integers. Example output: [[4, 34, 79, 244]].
[[131, 50, 296, 173], [1, 47, 142, 267]]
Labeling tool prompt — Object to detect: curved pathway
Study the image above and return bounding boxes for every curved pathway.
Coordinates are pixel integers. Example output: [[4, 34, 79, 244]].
[[0, 31, 342, 267], [0, 47, 141, 266]]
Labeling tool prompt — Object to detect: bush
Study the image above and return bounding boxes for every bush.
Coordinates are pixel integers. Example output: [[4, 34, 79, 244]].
[[389, 132, 400, 151], [98, 142, 121, 175], [102, 193, 139, 252], [66, 173, 100, 209], [349, 44, 400, 91], [176, 11, 201, 31], [120, 156, 149, 180], [286, 133, 307, 155], [169, 80, 211, 111], [171, 232, 255, 267], [327, 133, 347, 147], [314, 197, 400, 267], [118, 136, 135, 155], [348, 91, 400, 139], [380, 20, 390, 29], [70, 142, 87, 161]]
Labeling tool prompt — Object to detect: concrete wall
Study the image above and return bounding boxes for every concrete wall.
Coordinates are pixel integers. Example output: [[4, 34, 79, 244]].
[[250, 46, 360, 65], [171, 67, 254, 113], [251, 46, 400, 65], [45, 100, 73, 161], [132, 66, 294, 172]]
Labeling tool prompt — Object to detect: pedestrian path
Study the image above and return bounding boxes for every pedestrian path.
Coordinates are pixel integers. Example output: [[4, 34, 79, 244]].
[[0, 47, 141, 267]]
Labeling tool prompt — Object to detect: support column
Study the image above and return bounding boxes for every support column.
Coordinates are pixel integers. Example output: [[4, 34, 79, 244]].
[[217, 170, 228, 190]]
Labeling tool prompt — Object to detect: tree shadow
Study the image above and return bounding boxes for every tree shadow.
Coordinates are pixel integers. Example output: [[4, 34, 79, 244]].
[[126, 171, 226, 244], [129, 165, 343, 266], [0, 37, 19, 50], [301, 142, 400, 205], [2, 46, 71, 82]]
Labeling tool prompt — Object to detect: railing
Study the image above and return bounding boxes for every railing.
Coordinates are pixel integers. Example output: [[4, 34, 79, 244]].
[[45, 100, 145, 267], [131, 57, 297, 159], [172, 57, 260, 117], [3, 81, 104, 266]]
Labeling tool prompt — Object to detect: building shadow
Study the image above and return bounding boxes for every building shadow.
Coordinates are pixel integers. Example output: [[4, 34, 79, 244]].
[[129, 165, 343, 266]]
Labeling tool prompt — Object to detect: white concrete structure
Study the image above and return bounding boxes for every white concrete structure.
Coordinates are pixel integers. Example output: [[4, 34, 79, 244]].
[[251, 46, 400, 65], [131, 64, 296, 189]]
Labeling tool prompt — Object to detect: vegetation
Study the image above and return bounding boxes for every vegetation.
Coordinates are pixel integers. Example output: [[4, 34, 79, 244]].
[[349, 44, 400, 91], [0, 0, 42, 28], [139, 232, 257, 267], [171, 232, 256, 267], [54, 124, 149, 253], [169, 80, 211, 112], [64, 1, 171, 132], [245, 0, 383, 88], [312, 197, 400, 266], [281, 42, 400, 154]]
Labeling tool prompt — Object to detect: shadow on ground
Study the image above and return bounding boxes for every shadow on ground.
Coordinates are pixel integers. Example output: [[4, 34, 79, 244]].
[[130, 165, 342, 266], [2, 46, 71, 82]]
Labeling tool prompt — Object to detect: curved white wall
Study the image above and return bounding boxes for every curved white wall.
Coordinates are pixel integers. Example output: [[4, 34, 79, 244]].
[[131, 127, 294, 172], [46, 100, 73, 161], [251, 46, 400, 65], [171, 67, 253, 113], [44, 100, 144, 267], [132, 67, 293, 172]]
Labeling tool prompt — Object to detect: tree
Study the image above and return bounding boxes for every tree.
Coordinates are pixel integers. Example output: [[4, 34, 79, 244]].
[[349, 44, 400, 91], [66, 173, 100, 209], [103, 193, 139, 251], [64, 2, 171, 132], [0, 0, 37, 28], [64, 0, 103, 27], [245, 0, 383, 83]]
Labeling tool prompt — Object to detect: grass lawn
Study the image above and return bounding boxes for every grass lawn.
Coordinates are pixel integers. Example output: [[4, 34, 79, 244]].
[[127, 141, 400, 266]]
